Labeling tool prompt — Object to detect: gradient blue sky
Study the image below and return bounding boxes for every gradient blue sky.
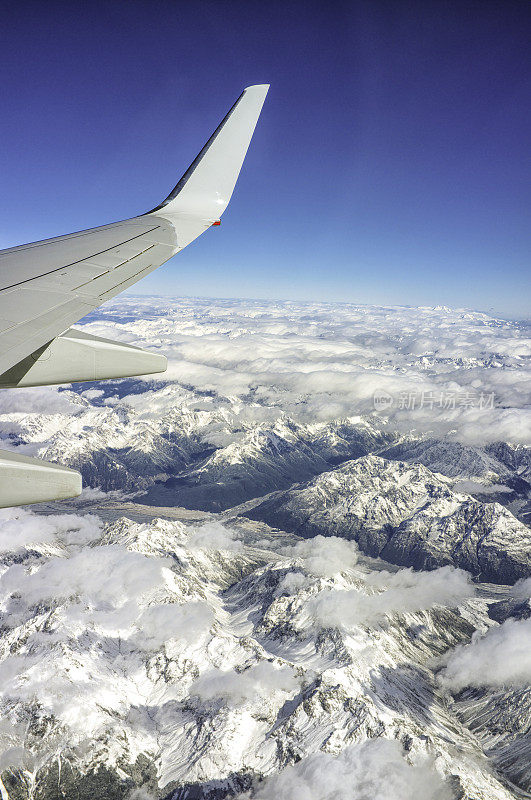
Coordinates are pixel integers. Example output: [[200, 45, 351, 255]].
[[1, 1, 529, 317]]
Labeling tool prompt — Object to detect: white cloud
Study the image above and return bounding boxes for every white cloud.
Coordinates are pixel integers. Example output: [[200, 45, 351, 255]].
[[0, 542, 172, 639], [134, 601, 214, 650], [0, 545, 165, 607], [126, 790, 157, 800], [74, 298, 531, 447], [187, 521, 243, 552], [0, 719, 27, 773], [240, 738, 451, 800], [190, 661, 299, 707], [510, 577, 531, 600], [440, 617, 531, 689], [81, 388, 105, 400], [282, 536, 359, 578], [0, 387, 84, 415], [0, 507, 102, 553], [307, 566, 473, 629], [1, 300, 528, 507], [0, 745, 25, 772], [274, 570, 310, 597]]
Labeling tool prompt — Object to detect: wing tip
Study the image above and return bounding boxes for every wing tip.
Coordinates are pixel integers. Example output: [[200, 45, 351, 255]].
[[244, 83, 270, 94], [146, 83, 269, 217]]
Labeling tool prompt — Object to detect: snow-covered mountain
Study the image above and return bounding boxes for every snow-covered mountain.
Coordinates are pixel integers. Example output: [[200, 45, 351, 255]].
[[0, 509, 528, 800], [243, 454, 531, 583], [0, 298, 529, 799]]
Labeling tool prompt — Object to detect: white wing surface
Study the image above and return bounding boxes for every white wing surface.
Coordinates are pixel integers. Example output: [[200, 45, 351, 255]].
[[0, 84, 269, 506]]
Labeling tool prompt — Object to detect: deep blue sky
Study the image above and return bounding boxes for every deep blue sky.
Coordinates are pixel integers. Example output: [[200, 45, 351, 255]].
[[1, 1, 529, 317]]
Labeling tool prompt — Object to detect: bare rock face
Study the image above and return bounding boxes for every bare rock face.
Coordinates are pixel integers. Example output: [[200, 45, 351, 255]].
[[138, 418, 395, 512], [452, 686, 531, 793], [244, 455, 531, 583]]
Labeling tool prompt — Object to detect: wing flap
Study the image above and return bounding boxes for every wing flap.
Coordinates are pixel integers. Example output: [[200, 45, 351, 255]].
[[0, 328, 167, 389], [0, 287, 72, 323], [0, 218, 179, 372], [0, 220, 162, 290], [0, 299, 95, 374]]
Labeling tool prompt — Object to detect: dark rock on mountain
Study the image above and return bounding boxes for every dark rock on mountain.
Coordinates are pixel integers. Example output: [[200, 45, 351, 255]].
[[244, 455, 531, 583]]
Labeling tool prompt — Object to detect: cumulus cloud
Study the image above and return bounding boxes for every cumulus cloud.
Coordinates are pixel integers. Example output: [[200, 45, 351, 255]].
[[510, 576, 531, 601], [307, 566, 473, 629], [0, 545, 165, 606], [282, 536, 359, 578], [274, 570, 310, 597], [239, 738, 451, 800], [0, 387, 84, 415], [440, 617, 531, 690], [0, 744, 25, 772], [0, 507, 102, 553], [0, 509, 233, 748], [187, 521, 243, 552], [0, 720, 27, 772], [190, 661, 299, 706], [127, 790, 157, 800], [2, 299, 528, 504], [0, 543, 171, 637], [134, 601, 214, 650], [81, 388, 105, 400], [68, 486, 135, 504]]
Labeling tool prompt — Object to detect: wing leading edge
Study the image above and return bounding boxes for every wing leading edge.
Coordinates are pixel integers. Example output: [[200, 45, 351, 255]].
[[0, 84, 269, 507]]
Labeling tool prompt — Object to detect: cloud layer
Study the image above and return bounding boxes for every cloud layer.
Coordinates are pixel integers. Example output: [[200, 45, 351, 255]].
[[241, 738, 451, 800], [1, 298, 528, 451], [441, 617, 531, 690], [306, 565, 473, 629]]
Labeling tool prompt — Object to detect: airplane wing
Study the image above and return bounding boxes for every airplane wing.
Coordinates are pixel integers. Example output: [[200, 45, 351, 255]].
[[0, 84, 269, 507]]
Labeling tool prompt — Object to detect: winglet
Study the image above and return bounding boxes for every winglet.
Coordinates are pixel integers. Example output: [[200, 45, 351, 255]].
[[147, 84, 269, 221]]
